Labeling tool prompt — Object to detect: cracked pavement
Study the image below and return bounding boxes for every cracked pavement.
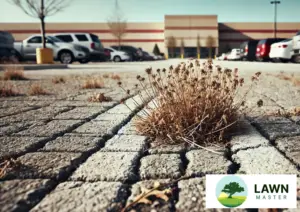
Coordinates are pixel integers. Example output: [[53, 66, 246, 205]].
[[1, 60, 300, 212]]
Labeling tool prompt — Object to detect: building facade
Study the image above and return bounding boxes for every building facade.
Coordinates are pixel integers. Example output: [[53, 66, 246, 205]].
[[1, 15, 299, 57]]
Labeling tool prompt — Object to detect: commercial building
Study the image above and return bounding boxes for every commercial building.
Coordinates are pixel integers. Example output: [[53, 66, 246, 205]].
[[1, 15, 299, 57]]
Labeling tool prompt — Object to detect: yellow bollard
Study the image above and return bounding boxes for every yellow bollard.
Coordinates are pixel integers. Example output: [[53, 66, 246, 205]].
[[181, 54, 184, 59], [165, 54, 168, 60], [197, 53, 200, 59], [214, 55, 217, 60], [36, 48, 53, 64]]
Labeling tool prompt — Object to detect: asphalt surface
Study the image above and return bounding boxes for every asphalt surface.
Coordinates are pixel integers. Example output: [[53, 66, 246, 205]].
[[23, 59, 300, 76]]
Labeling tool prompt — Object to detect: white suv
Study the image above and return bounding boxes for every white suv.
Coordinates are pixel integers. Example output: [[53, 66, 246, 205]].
[[52, 33, 106, 62], [292, 30, 300, 63], [104, 47, 131, 62]]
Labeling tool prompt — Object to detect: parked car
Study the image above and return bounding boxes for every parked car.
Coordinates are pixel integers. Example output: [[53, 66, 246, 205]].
[[292, 30, 300, 63], [105, 47, 130, 62], [14, 35, 90, 64], [148, 52, 162, 60], [240, 40, 259, 61], [227, 49, 242, 61], [142, 51, 154, 61], [256, 38, 286, 61], [111, 45, 143, 61], [104, 48, 111, 61], [269, 39, 293, 62], [217, 53, 228, 61], [52, 33, 106, 61], [0, 31, 15, 61]]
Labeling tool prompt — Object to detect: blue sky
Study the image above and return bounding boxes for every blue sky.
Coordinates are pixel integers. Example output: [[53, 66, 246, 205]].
[[0, 0, 299, 23]]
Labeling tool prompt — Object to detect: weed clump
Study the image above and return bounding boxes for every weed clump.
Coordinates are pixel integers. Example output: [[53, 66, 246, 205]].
[[0, 83, 19, 97], [111, 74, 121, 81], [52, 76, 66, 84], [88, 93, 112, 102], [120, 60, 260, 145], [28, 84, 48, 96], [82, 78, 104, 89], [3, 67, 27, 81]]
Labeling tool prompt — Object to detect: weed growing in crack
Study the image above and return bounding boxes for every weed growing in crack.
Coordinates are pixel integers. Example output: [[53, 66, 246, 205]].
[[28, 84, 48, 96], [82, 78, 104, 89], [120, 59, 261, 146], [52, 76, 66, 84], [2, 66, 27, 81], [0, 83, 19, 97], [88, 93, 113, 102], [111, 74, 121, 81]]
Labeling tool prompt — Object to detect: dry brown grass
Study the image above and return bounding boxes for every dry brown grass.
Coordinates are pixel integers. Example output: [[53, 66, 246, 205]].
[[111, 74, 121, 81], [0, 83, 19, 97], [28, 84, 48, 96], [120, 59, 260, 145], [103, 74, 109, 78], [2, 66, 27, 81], [82, 78, 104, 89], [52, 76, 66, 84], [272, 72, 300, 87], [88, 93, 113, 102], [0, 159, 21, 179]]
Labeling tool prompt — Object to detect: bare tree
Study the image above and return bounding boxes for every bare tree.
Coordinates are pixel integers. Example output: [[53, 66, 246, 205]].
[[196, 34, 201, 57], [166, 36, 176, 58], [8, 0, 71, 48], [107, 0, 127, 50], [206, 35, 216, 58]]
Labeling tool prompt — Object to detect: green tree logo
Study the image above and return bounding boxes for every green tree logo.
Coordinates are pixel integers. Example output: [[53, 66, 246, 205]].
[[216, 176, 247, 208], [222, 182, 245, 199]]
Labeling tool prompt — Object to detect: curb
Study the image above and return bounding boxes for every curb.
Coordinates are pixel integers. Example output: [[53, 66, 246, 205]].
[[0, 64, 68, 71]]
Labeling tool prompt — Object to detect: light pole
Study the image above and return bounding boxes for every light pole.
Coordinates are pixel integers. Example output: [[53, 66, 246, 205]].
[[271, 1, 280, 39]]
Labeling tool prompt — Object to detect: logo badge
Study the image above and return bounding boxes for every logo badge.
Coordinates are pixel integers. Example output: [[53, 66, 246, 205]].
[[216, 175, 248, 208]]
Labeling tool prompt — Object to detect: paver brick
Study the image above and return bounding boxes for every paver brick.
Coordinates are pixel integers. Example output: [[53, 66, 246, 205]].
[[185, 150, 231, 177], [0, 179, 55, 212], [94, 112, 129, 123], [4, 152, 84, 180], [0, 122, 40, 136], [72, 120, 121, 137], [233, 146, 299, 174], [0, 106, 35, 118], [106, 103, 136, 114], [1, 106, 71, 123], [176, 178, 206, 212], [31, 181, 128, 212], [15, 120, 83, 137], [176, 178, 244, 212], [0, 137, 49, 161], [51, 100, 117, 108], [252, 116, 300, 140], [53, 107, 105, 120], [127, 179, 173, 212], [275, 136, 300, 167], [101, 135, 148, 152], [41, 136, 104, 153], [230, 120, 270, 153], [149, 142, 186, 154], [70, 151, 140, 182], [118, 120, 140, 135], [139, 154, 183, 179]]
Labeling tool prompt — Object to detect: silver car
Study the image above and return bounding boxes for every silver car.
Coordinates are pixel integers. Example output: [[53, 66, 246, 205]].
[[14, 35, 90, 64]]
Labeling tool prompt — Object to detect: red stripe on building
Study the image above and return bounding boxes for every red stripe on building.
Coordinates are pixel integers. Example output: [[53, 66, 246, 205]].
[[165, 26, 218, 30], [219, 29, 298, 33], [102, 39, 164, 43], [7, 29, 164, 34]]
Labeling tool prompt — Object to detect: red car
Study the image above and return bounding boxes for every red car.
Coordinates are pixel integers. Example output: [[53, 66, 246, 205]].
[[256, 38, 286, 61]]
